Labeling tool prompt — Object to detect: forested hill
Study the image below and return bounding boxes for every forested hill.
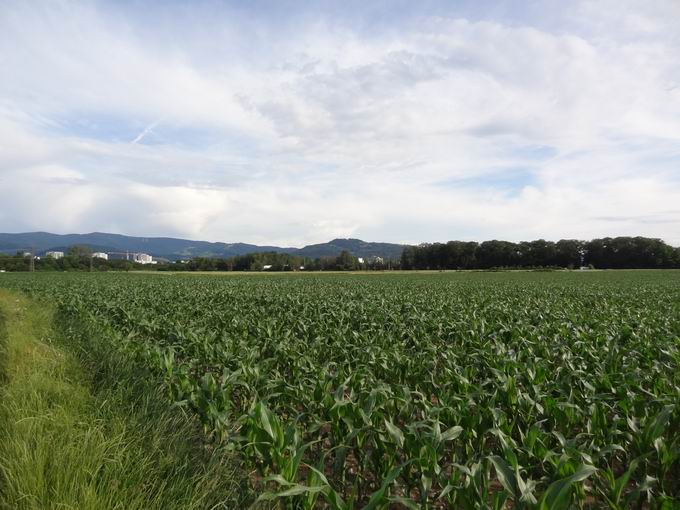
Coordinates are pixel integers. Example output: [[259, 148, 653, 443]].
[[0, 232, 404, 261]]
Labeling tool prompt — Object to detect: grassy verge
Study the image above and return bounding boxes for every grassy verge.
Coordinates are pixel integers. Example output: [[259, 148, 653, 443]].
[[0, 289, 242, 509]]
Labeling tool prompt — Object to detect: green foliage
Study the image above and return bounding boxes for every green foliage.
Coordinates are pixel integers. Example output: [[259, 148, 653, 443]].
[[0, 290, 240, 509], [1, 270, 678, 508], [402, 236, 679, 269]]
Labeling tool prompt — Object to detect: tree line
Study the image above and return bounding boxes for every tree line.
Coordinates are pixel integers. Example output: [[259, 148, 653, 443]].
[[160, 250, 388, 272], [0, 247, 385, 272], [2, 236, 679, 272], [400, 237, 680, 270]]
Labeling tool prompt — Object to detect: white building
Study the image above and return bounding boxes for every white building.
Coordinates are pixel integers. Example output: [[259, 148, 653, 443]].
[[45, 251, 64, 259], [262, 264, 273, 270], [132, 253, 155, 264], [92, 252, 108, 260]]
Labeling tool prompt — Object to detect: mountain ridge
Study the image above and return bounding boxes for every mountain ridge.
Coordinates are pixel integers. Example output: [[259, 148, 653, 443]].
[[0, 232, 405, 261]]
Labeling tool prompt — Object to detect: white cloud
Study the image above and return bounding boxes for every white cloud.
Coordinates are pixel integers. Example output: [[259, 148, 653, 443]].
[[1, 0, 679, 245]]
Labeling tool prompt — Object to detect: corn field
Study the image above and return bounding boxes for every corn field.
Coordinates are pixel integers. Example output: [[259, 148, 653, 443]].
[[1, 271, 678, 508]]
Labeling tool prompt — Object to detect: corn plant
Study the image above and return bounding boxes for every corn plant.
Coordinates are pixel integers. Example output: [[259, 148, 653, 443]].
[[1, 270, 678, 508]]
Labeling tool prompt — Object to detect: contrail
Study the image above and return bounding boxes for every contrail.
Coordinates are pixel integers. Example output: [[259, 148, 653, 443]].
[[131, 120, 161, 144]]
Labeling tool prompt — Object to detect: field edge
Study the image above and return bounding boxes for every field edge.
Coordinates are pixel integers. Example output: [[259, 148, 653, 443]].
[[0, 289, 244, 510]]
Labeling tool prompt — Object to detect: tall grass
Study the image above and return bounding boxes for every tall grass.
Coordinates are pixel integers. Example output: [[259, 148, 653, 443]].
[[0, 290, 242, 510]]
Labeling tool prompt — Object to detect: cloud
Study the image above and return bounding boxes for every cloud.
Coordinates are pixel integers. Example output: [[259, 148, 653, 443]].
[[1, 0, 679, 245]]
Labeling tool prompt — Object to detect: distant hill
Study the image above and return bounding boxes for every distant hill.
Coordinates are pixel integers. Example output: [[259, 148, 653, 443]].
[[291, 238, 404, 260], [0, 232, 405, 261]]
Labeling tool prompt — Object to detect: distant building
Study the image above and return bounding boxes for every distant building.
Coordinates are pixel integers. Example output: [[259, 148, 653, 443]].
[[106, 252, 155, 264], [132, 253, 155, 265], [262, 264, 273, 270], [92, 252, 108, 260], [45, 251, 64, 259], [357, 257, 365, 264]]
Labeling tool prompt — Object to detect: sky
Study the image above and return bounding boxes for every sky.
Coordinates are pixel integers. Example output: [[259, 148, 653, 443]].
[[1, 0, 679, 246]]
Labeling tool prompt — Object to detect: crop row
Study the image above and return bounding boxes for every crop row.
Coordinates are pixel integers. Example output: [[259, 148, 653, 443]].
[[1, 271, 678, 508]]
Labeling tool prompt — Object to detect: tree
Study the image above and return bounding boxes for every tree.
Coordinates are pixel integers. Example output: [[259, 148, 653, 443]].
[[555, 239, 584, 268], [401, 246, 417, 269], [477, 240, 519, 268], [446, 241, 478, 269], [335, 250, 357, 270], [520, 239, 557, 267]]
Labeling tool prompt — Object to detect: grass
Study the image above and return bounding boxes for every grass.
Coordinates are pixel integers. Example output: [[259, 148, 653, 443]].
[[0, 289, 241, 510]]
